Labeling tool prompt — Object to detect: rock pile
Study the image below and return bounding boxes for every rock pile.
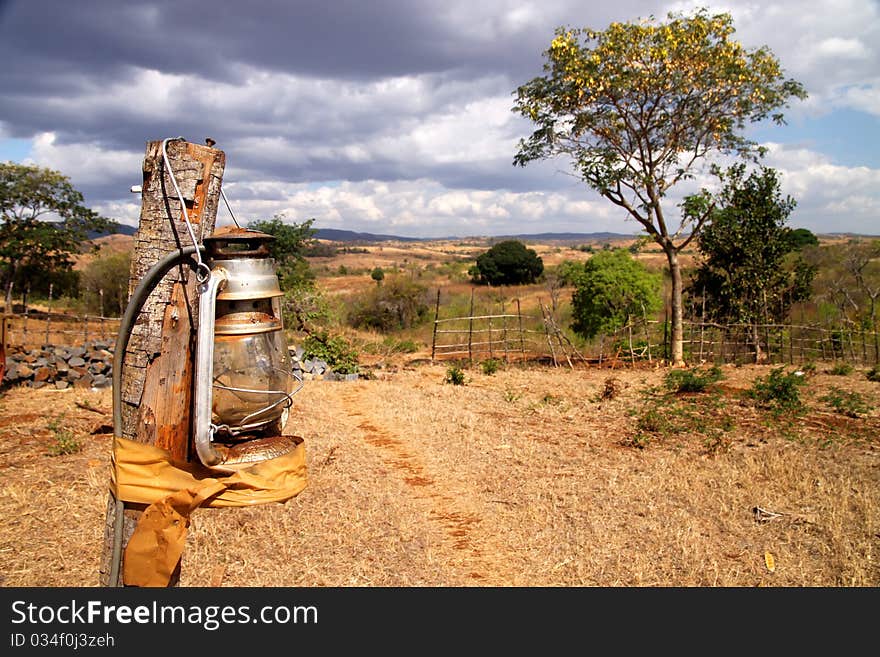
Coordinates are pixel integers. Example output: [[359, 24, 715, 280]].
[[2, 341, 115, 390], [289, 346, 360, 382], [2, 341, 360, 390]]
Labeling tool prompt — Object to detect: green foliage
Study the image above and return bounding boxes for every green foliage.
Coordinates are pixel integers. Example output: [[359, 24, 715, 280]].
[[301, 332, 359, 374], [688, 164, 814, 325], [787, 228, 819, 250], [469, 240, 544, 286], [820, 387, 871, 418], [747, 367, 806, 415], [664, 365, 724, 393], [569, 249, 661, 339], [79, 249, 132, 317], [46, 415, 81, 456], [361, 335, 422, 356], [370, 267, 385, 285], [552, 260, 585, 286], [281, 285, 331, 334], [248, 215, 317, 290], [348, 275, 430, 332], [444, 366, 466, 386], [828, 362, 853, 376], [481, 358, 501, 375], [512, 9, 805, 364], [0, 162, 118, 307], [867, 365, 880, 382]]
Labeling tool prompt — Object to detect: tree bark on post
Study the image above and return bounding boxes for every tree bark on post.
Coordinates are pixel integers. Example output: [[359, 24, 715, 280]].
[[99, 138, 225, 587]]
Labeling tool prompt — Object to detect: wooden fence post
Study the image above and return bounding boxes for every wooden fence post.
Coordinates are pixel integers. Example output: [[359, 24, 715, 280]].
[[99, 138, 225, 587], [467, 288, 475, 365], [431, 288, 440, 363]]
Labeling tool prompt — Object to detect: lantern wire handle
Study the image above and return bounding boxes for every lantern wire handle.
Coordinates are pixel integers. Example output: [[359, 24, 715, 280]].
[[220, 187, 242, 229], [161, 136, 211, 283]]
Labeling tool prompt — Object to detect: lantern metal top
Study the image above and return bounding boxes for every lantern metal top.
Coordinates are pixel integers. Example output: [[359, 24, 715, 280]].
[[203, 225, 275, 260]]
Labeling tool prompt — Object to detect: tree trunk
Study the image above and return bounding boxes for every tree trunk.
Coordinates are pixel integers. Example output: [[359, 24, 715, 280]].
[[99, 138, 225, 586], [665, 246, 685, 366]]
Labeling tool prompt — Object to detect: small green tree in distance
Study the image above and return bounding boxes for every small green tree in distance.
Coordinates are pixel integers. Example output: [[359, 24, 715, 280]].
[[469, 239, 544, 286], [569, 248, 662, 339]]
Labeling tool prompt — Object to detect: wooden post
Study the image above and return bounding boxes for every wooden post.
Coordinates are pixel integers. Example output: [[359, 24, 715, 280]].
[[516, 298, 525, 362], [467, 288, 475, 365], [431, 288, 440, 363], [44, 283, 52, 346], [99, 138, 225, 587]]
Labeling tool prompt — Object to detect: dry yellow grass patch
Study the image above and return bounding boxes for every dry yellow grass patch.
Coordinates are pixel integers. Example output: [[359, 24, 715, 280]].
[[1, 361, 877, 587]]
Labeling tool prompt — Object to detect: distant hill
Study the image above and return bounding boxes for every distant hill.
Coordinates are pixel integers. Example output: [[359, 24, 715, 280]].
[[87, 224, 137, 239], [314, 228, 425, 243], [314, 228, 636, 243]]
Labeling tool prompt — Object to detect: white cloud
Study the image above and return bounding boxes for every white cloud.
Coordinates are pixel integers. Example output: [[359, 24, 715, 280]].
[[27, 132, 141, 188]]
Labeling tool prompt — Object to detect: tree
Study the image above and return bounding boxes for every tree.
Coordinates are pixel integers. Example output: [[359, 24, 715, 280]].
[[469, 239, 543, 285], [787, 227, 819, 250], [512, 9, 806, 365], [79, 248, 132, 317], [808, 238, 880, 360], [248, 214, 318, 290], [371, 267, 385, 285], [348, 275, 430, 332], [569, 248, 662, 339], [0, 162, 117, 309], [688, 164, 815, 361]]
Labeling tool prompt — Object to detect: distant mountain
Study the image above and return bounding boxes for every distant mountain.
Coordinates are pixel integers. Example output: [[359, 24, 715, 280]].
[[314, 228, 636, 243], [314, 228, 425, 242], [87, 224, 137, 239]]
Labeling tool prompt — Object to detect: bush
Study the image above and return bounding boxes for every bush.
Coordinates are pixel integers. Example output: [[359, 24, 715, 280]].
[[480, 358, 501, 375], [820, 387, 872, 418], [301, 332, 359, 374], [79, 249, 132, 317], [348, 276, 430, 332], [867, 365, 880, 382], [444, 366, 466, 386], [664, 365, 724, 393], [828, 362, 853, 376], [747, 367, 806, 415], [569, 249, 661, 339]]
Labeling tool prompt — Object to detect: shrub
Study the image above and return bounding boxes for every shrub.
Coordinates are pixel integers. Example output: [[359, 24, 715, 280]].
[[828, 362, 853, 376], [444, 366, 466, 386], [348, 276, 430, 332], [820, 387, 872, 418], [301, 332, 359, 374], [569, 249, 662, 339], [47, 416, 81, 456], [481, 358, 501, 375], [747, 367, 806, 415], [867, 365, 880, 382], [664, 365, 724, 393]]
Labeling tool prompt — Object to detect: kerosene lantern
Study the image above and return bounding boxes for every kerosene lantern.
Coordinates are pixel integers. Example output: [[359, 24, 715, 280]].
[[193, 226, 301, 472]]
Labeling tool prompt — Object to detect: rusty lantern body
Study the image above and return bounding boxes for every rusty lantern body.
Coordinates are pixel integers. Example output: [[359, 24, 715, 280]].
[[193, 226, 301, 472]]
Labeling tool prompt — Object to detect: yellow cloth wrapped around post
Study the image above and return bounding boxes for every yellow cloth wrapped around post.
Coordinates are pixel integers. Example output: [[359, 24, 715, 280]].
[[111, 436, 307, 587]]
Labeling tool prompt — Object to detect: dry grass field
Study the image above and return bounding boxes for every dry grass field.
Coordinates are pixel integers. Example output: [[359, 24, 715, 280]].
[[1, 358, 878, 588], [3, 232, 877, 588]]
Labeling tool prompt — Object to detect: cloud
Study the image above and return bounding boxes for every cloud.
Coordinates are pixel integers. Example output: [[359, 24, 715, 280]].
[[0, 0, 877, 237]]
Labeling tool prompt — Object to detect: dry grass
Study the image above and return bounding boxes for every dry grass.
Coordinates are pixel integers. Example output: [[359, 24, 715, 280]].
[[1, 360, 877, 588]]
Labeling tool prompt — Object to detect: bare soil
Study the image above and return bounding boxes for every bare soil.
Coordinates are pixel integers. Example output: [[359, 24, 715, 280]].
[[1, 360, 878, 587]]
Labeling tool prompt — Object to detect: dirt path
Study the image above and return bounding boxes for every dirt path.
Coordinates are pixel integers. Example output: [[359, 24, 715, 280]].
[[336, 382, 519, 585]]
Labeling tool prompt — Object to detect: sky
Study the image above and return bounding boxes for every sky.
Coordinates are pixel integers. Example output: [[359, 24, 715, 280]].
[[0, 0, 878, 238]]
